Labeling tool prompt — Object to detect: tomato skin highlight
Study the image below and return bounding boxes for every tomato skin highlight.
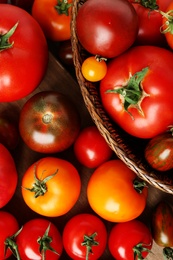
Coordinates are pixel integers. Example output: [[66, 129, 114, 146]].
[[108, 219, 153, 260], [87, 160, 148, 222], [0, 144, 18, 208], [16, 218, 63, 260], [151, 201, 173, 247], [0, 4, 48, 102], [74, 125, 113, 168], [76, 0, 138, 58], [145, 132, 173, 171], [62, 213, 107, 260], [21, 157, 81, 217], [100, 45, 173, 139]]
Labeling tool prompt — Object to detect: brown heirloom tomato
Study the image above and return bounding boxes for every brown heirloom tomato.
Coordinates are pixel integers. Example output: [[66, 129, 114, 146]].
[[19, 91, 81, 153]]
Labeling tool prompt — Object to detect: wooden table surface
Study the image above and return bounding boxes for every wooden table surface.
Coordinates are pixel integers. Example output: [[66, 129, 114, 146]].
[[3, 53, 173, 260]]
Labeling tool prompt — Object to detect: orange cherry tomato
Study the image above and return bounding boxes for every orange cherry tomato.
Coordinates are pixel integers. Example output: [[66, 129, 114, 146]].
[[21, 157, 81, 217], [81, 56, 107, 82], [32, 0, 72, 41], [87, 159, 148, 222]]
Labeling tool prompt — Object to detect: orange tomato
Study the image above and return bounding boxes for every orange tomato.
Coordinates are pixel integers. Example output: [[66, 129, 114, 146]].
[[32, 0, 72, 41], [81, 56, 107, 82], [87, 159, 148, 222], [21, 157, 81, 217]]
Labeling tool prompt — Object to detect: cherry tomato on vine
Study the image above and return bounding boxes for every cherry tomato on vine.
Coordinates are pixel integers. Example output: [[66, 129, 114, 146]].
[[81, 56, 107, 82], [145, 131, 173, 171], [32, 0, 72, 41], [76, 0, 138, 58], [0, 144, 18, 208], [62, 213, 107, 260], [87, 159, 148, 222], [16, 218, 63, 260], [0, 4, 48, 102], [108, 219, 153, 260], [0, 211, 19, 260], [74, 125, 113, 168], [21, 157, 81, 217], [19, 91, 81, 153]]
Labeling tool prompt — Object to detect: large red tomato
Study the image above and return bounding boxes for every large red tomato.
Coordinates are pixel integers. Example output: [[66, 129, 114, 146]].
[[0, 4, 48, 102], [0, 144, 18, 208], [32, 0, 72, 41], [100, 45, 173, 139], [19, 91, 81, 153], [76, 0, 138, 58], [87, 160, 148, 222], [128, 0, 172, 46], [21, 157, 81, 217]]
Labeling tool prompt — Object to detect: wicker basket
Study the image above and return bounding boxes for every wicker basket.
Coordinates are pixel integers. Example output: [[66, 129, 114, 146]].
[[70, 0, 173, 194]]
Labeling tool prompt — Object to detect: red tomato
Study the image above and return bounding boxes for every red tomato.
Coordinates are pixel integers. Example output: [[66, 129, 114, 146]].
[[100, 45, 173, 139], [0, 211, 19, 259], [128, 0, 172, 46], [10, 0, 34, 11], [74, 125, 113, 168], [0, 144, 18, 208], [87, 160, 148, 222], [145, 132, 173, 171], [0, 4, 48, 102], [160, 2, 173, 49], [0, 116, 19, 150], [76, 0, 138, 58], [32, 0, 72, 41], [152, 201, 173, 247], [108, 219, 153, 260], [19, 91, 81, 153], [62, 213, 107, 260], [21, 157, 81, 217], [16, 218, 63, 260]]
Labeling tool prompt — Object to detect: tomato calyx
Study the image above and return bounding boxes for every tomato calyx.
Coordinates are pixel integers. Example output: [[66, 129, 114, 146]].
[[163, 247, 173, 260], [0, 21, 18, 51], [81, 232, 99, 260], [55, 0, 72, 16], [4, 227, 22, 260], [37, 223, 60, 260], [106, 67, 149, 118], [133, 0, 159, 10], [133, 179, 147, 194], [160, 10, 173, 34], [23, 165, 58, 198], [133, 242, 152, 260]]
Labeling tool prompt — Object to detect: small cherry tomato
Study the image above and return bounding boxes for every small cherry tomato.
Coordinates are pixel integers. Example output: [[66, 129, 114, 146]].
[[87, 159, 148, 222], [145, 131, 173, 171], [56, 40, 73, 67], [81, 56, 107, 82], [62, 213, 107, 260], [74, 125, 113, 168], [21, 157, 81, 217], [160, 2, 173, 49], [16, 218, 63, 260], [108, 219, 153, 260]]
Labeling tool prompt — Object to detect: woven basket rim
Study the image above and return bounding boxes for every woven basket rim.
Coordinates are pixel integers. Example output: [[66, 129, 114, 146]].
[[70, 0, 173, 194]]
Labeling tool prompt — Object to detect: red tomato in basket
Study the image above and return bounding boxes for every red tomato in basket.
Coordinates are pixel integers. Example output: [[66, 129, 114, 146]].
[[16, 218, 63, 260], [145, 132, 173, 171], [87, 160, 148, 222], [0, 144, 18, 208], [74, 125, 113, 168], [21, 157, 81, 217], [100, 45, 173, 139], [108, 219, 153, 260], [19, 91, 81, 153], [32, 0, 72, 41], [0, 4, 48, 102], [62, 213, 107, 260], [128, 0, 172, 46], [161, 1, 173, 50], [151, 201, 173, 248], [76, 0, 138, 58]]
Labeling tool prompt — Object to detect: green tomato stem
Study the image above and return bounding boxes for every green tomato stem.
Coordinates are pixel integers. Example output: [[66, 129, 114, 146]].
[[55, 0, 72, 16], [0, 22, 18, 51], [81, 232, 99, 260]]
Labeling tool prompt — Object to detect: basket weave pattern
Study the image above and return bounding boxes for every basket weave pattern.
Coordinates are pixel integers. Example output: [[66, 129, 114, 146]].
[[71, 0, 173, 194]]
